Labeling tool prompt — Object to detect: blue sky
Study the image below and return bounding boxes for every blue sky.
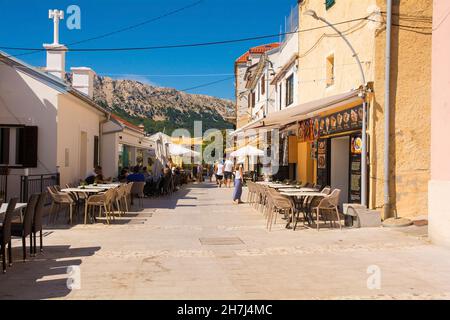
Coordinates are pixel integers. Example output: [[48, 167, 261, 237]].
[[0, 0, 297, 100]]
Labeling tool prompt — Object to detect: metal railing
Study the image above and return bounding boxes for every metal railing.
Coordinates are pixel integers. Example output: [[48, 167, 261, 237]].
[[0, 167, 8, 202], [20, 173, 60, 203]]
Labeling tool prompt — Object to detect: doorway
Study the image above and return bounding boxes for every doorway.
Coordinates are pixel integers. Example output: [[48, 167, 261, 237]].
[[330, 136, 350, 208]]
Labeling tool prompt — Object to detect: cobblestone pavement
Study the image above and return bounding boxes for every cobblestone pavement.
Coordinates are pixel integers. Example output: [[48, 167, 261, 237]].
[[1, 182, 449, 300]]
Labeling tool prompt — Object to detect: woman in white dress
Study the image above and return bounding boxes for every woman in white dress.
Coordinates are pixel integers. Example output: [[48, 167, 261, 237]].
[[232, 163, 244, 204]]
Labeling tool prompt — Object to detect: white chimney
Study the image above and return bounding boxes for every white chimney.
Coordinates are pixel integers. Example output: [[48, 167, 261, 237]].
[[43, 9, 67, 79], [71, 67, 96, 98]]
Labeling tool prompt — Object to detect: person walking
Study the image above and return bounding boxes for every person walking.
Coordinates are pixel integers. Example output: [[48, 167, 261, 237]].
[[232, 163, 244, 204], [197, 163, 203, 183], [224, 158, 234, 188], [215, 160, 224, 188]]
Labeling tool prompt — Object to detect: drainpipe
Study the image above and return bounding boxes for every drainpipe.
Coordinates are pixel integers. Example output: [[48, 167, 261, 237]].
[[384, 0, 392, 219]]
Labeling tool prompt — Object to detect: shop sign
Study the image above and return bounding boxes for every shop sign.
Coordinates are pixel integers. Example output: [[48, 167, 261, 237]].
[[319, 105, 363, 136], [297, 119, 315, 142]]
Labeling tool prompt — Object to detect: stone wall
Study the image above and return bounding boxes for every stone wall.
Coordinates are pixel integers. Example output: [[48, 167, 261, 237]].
[[371, 0, 432, 218]]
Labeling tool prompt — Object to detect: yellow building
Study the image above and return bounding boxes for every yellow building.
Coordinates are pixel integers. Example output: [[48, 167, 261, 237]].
[[294, 0, 432, 218]]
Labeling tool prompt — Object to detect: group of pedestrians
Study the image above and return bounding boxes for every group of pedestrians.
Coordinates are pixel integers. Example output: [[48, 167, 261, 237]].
[[212, 158, 244, 204]]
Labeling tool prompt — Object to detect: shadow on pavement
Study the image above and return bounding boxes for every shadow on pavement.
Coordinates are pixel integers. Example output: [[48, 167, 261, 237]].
[[0, 245, 100, 300]]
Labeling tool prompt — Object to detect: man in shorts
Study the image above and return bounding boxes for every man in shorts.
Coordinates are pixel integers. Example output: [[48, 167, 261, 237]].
[[215, 160, 225, 188], [224, 158, 234, 188]]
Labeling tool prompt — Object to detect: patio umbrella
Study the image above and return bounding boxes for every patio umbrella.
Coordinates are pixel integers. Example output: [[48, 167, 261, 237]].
[[169, 144, 200, 157], [230, 145, 265, 158]]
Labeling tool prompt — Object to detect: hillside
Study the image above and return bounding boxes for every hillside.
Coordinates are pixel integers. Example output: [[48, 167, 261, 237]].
[[92, 75, 235, 134]]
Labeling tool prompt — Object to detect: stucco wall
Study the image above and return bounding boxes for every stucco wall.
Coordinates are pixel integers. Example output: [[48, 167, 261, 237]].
[[298, 0, 377, 104], [429, 0, 450, 246], [0, 62, 59, 199], [101, 132, 119, 179], [372, 0, 432, 218], [57, 93, 103, 186]]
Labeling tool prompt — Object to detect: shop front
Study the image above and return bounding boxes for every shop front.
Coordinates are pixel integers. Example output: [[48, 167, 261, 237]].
[[297, 104, 366, 207]]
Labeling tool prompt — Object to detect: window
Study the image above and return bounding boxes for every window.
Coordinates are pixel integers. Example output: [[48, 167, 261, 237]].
[[0, 126, 37, 168], [285, 74, 294, 107], [326, 0, 335, 10], [16, 126, 38, 168], [326, 54, 335, 87], [94, 135, 99, 167], [0, 128, 10, 165]]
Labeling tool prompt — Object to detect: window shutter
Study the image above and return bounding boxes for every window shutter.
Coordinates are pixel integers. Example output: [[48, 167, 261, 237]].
[[0, 128, 10, 165], [20, 126, 38, 168], [94, 135, 99, 167]]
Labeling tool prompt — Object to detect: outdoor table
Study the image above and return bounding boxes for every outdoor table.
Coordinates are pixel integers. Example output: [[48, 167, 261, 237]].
[[61, 188, 105, 194], [268, 184, 296, 189], [84, 185, 117, 190], [0, 203, 28, 223], [0, 203, 27, 214], [280, 192, 327, 230], [279, 187, 317, 193]]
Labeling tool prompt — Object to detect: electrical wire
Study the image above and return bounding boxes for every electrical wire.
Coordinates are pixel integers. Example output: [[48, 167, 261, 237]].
[[0, 16, 371, 54], [4, 0, 204, 59]]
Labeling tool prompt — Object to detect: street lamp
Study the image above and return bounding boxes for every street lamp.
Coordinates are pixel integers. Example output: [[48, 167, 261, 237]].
[[303, 9, 369, 207]]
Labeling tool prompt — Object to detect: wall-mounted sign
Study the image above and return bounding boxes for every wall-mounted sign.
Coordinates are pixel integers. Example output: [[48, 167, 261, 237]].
[[319, 105, 363, 136], [297, 119, 315, 142]]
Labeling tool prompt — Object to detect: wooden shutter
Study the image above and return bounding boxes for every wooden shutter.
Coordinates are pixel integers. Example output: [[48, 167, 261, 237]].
[[94, 135, 99, 167], [19, 126, 38, 168], [0, 128, 10, 165]]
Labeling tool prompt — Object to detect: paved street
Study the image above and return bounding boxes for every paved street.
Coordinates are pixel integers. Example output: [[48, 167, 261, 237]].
[[1, 182, 450, 300]]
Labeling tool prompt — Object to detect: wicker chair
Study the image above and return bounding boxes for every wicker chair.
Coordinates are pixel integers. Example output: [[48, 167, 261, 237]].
[[1, 198, 18, 273], [265, 188, 295, 231], [131, 182, 145, 208], [84, 188, 115, 224], [313, 189, 342, 231], [47, 186, 76, 224]]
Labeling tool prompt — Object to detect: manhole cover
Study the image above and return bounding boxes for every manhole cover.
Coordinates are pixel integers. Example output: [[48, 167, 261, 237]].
[[199, 237, 244, 245]]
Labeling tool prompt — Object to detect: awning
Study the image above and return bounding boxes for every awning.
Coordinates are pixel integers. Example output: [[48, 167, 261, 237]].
[[231, 89, 362, 135]]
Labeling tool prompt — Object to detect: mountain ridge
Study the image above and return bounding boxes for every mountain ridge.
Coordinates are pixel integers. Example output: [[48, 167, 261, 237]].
[[91, 75, 236, 134]]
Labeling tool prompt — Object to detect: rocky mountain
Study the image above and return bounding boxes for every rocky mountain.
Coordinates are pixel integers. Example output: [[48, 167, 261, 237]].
[[92, 75, 235, 134]]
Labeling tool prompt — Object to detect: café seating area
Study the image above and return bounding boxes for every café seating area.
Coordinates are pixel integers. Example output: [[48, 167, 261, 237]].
[[0, 174, 186, 274], [246, 181, 342, 231], [0, 193, 46, 273]]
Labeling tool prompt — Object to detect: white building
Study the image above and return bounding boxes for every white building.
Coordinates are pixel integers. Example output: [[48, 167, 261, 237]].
[[0, 9, 158, 201], [102, 114, 156, 178]]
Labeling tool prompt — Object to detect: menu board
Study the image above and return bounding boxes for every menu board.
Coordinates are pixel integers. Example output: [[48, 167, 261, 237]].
[[319, 105, 363, 136], [298, 105, 364, 142], [297, 119, 314, 142], [316, 139, 329, 187], [349, 133, 362, 203]]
